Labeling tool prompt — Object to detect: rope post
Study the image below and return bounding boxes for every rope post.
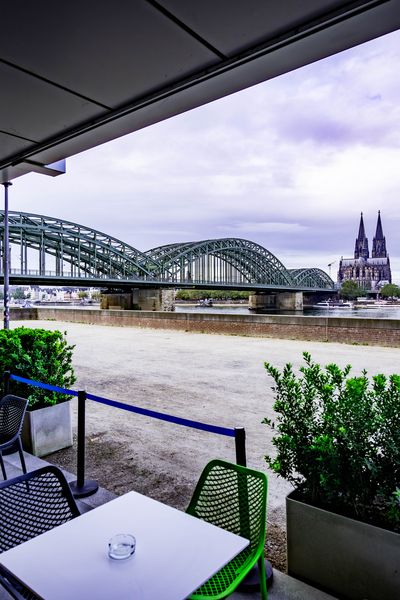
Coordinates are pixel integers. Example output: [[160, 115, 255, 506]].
[[69, 390, 98, 499], [3, 371, 11, 397], [234, 426, 274, 591], [234, 427, 247, 466]]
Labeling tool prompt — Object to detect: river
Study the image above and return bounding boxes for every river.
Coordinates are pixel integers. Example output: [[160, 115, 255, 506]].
[[175, 303, 400, 319], [21, 301, 400, 319]]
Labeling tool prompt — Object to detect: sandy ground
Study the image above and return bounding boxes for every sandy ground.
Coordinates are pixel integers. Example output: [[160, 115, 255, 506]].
[[11, 319, 400, 570]]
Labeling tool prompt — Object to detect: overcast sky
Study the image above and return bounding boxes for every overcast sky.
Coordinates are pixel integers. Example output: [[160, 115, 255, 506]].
[[9, 29, 400, 282]]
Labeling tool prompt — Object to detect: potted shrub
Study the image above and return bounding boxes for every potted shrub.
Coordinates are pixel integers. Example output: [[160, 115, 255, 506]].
[[0, 327, 76, 457], [264, 352, 400, 600]]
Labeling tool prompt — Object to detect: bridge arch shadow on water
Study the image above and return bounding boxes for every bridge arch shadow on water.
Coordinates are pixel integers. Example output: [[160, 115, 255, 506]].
[[0, 211, 334, 292]]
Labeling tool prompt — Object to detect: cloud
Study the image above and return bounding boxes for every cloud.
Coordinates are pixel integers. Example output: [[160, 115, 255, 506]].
[[221, 221, 307, 234]]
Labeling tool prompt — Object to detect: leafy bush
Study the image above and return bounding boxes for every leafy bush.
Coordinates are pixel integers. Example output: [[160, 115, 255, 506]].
[[0, 327, 76, 410], [176, 289, 249, 301], [380, 283, 400, 298], [339, 279, 367, 299], [264, 352, 400, 530]]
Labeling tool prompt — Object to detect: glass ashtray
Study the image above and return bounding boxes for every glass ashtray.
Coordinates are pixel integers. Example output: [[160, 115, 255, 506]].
[[108, 533, 136, 560]]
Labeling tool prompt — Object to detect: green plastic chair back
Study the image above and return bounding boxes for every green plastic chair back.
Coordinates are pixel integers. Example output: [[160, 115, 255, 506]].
[[186, 459, 268, 599]]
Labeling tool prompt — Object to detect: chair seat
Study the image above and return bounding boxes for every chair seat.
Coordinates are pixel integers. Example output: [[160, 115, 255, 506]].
[[191, 546, 254, 599]]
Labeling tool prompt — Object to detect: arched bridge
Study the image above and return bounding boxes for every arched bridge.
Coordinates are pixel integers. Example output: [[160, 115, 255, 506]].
[[0, 211, 334, 292]]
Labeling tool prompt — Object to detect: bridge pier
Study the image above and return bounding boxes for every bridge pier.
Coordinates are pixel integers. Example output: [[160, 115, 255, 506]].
[[276, 291, 303, 310], [248, 293, 276, 310], [100, 288, 175, 311], [249, 291, 303, 311], [303, 292, 335, 306], [100, 292, 134, 310]]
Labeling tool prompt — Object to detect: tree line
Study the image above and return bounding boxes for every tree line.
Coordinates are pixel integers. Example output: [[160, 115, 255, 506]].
[[176, 289, 249, 301], [340, 280, 400, 299]]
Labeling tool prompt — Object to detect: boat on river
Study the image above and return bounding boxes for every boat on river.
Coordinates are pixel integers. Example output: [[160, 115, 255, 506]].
[[197, 298, 213, 307], [314, 300, 354, 309]]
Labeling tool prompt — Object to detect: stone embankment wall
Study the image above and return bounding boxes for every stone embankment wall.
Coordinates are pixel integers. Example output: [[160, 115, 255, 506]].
[[10, 307, 400, 347]]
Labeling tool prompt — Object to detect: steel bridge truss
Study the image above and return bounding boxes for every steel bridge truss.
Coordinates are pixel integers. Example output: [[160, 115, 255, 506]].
[[288, 268, 335, 289], [146, 239, 295, 286], [0, 211, 334, 290], [0, 211, 159, 279]]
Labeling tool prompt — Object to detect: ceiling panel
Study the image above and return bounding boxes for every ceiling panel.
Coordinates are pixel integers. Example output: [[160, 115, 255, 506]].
[[0, 0, 219, 108], [0, 132, 34, 163], [0, 62, 106, 141], [159, 0, 348, 56]]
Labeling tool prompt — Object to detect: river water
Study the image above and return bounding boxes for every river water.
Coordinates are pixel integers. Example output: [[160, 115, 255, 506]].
[[23, 301, 400, 319], [175, 304, 400, 319]]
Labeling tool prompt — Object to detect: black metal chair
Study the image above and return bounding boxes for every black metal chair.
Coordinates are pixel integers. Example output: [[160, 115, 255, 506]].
[[0, 466, 81, 599], [0, 395, 28, 480]]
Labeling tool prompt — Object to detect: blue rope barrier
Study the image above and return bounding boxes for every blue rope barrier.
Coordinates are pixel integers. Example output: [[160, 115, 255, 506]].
[[8, 374, 235, 437], [86, 392, 235, 437], [9, 374, 79, 396]]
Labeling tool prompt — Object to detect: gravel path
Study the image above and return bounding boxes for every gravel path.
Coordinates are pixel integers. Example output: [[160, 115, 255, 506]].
[[12, 318, 400, 570]]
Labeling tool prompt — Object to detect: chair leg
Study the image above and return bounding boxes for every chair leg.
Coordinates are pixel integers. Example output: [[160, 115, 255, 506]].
[[258, 554, 268, 600], [0, 451, 7, 480], [0, 564, 30, 600], [17, 438, 27, 475]]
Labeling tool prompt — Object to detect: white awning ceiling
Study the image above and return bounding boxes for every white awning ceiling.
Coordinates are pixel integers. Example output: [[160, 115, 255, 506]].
[[1, 0, 399, 183]]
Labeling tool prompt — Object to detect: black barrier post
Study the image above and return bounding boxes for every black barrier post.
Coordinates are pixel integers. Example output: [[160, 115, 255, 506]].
[[234, 427, 247, 466], [69, 390, 98, 499], [3, 371, 11, 397], [235, 425, 274, 592]]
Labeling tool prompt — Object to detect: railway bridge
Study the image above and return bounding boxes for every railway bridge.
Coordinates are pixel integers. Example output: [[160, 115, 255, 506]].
[[0, 211, 335, 310]]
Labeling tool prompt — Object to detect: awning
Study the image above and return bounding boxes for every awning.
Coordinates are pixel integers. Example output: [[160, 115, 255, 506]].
[[1, 0, 399, 183]]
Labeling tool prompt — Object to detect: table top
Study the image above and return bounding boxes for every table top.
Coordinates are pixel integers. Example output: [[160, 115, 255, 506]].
[[0, 491, 249, 600]]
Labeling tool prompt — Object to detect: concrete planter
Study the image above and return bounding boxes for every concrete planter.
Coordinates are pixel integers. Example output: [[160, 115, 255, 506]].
[[21, 401, 73, 457], [287, 491, 400, 599]]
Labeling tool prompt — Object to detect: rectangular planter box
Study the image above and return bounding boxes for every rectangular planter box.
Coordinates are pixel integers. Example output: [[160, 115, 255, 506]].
[[22, 401, 73, 458], [287, 492, 400, 599]]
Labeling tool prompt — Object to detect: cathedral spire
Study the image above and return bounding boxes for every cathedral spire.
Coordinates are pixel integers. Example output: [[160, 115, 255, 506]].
[[358, 212, 366, 240], [375, 210, 384, 239], [372, 210, 387, 258], [354, 212, 369, 259]]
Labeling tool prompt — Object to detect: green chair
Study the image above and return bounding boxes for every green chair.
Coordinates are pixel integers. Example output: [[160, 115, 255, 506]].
[[186, 459, 268, 600]]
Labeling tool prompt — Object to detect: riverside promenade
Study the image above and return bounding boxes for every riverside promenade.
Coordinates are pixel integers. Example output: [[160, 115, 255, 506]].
[[8, 312, 400, 575]]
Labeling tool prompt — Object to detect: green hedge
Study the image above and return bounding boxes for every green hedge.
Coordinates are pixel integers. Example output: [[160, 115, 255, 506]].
[[264, 352, 400, 531], [176, 289, 249, 301], [0, 327, 76, 410]]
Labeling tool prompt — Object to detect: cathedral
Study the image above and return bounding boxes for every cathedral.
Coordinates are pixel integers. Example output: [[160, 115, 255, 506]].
[[338, 212, 391, 290]]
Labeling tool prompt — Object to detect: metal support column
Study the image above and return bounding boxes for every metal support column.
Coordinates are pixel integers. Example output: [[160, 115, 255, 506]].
[[2, 182, 12, 330]]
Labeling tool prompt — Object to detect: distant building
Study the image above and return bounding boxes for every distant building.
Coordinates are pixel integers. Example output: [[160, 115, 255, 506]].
[[338, 212, 391, 290]]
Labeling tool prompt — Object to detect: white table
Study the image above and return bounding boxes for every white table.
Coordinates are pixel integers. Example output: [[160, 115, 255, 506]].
[[0, 491, 249, 600]]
